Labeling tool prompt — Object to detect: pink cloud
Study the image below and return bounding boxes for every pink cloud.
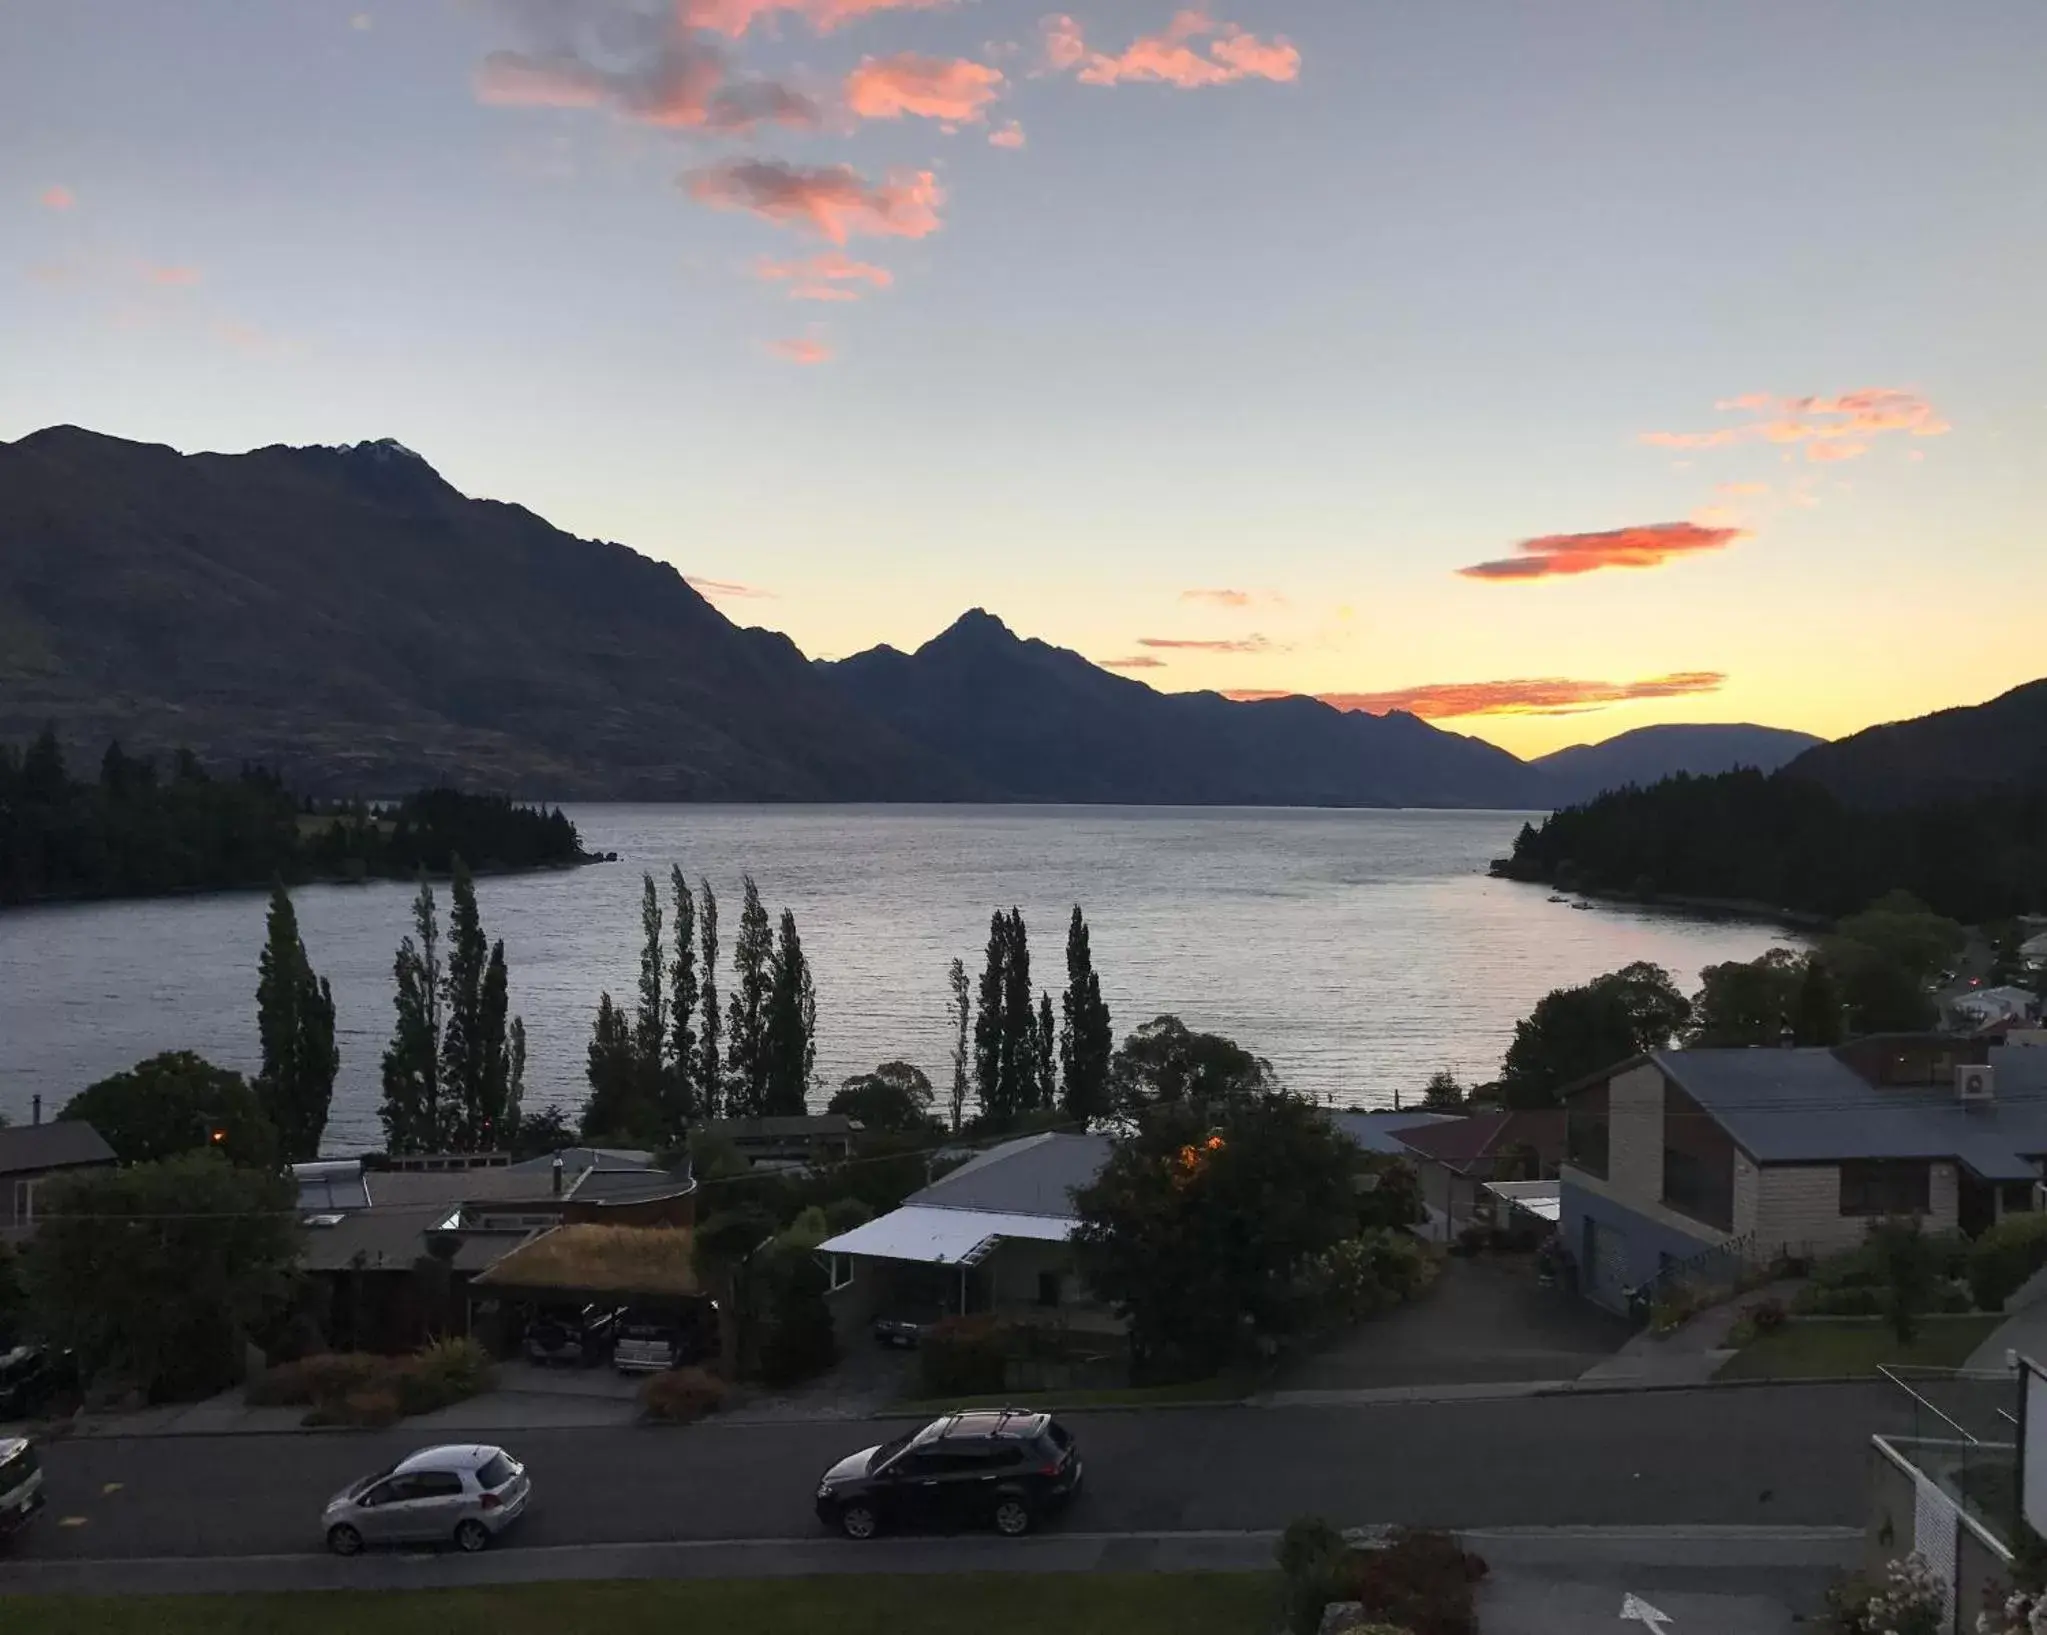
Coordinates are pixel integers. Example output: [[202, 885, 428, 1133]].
[[141, 263, 202, 287], [39, 185, 75, 212], [686, 159, 943, 243], [1044, 10, 1301, 89], [1224, 672, 1728, 720], [1099, 654, 1167, 670], [687, 575, 775, 598], [1180, 588, 1251, 608], [989, 119, 1026, 148], [1136, 633, 1278, 654], [1640, 388, 1949, 464], [845, 52, 1004, 122], [1457, 521, 1745, 582], [751, 250, 895, 301], [766, 335, 833, 365], [685, 0, 953, 36]]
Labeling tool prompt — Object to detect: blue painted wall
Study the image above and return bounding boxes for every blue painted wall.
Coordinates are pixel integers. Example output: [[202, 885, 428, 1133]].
[[1560, 1179, 1724, 1315]]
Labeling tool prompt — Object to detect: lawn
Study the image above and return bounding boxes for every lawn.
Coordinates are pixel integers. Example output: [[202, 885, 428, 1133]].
[[1, 1574, 1276, 1635], [1715, 1315, 2003, 1381], [888, 1378, 1243, 1416]]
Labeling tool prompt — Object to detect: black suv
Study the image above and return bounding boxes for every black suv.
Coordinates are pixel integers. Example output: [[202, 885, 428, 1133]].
[[814, 1409, 1082, 1540]]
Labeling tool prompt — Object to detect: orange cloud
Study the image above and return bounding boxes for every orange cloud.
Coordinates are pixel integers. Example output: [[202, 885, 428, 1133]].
[[686, 160, 943, 243], [1641, 388, 1948, 464], [1457, 521, 1744, 582], [39, 185, 75, 212], [989, 120, 1026, 148], [1044, 10, 1300, 89], [766, 335, 833, 365], [141, 263, 202, 287], [1180, 588, 1251, 608], [687, 575, 775, 598], [685, 0, 952, 36], [846, 52, 1004, 122], [1100, 654, 1167, 670], [1136, 633, 1277, 654], [751, 250, 894, 302], [1224, 672, 1727, 720]]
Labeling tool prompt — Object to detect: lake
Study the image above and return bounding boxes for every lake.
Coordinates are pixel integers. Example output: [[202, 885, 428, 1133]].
[[0, 805, 1798, 1151]]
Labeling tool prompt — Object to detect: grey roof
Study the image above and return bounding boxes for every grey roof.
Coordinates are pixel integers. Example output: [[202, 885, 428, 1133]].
[[911, 1133, 1112, 1220], [0, 1120, 115, 1177], [1654, 1046, 2047, 1180], [1327, 1109, 1464, 1155], [505, 1146, 655, 1176], [702, 1115, 862, 1140], [364, 1167, 568, 1208], [570, 1166, 697, 1205], [298, 1205, 453, 1272]]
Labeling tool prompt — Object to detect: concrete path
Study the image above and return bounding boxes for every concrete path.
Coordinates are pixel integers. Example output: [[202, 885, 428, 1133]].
[[1966, 1297, 2047, 1374], [1572, 1279, 1803, 1390]]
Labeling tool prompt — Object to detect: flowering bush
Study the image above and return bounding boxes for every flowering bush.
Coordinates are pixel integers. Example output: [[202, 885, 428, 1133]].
[[1979, 1588, 2047, 1635], [1827, 1553, 1944, 1635]]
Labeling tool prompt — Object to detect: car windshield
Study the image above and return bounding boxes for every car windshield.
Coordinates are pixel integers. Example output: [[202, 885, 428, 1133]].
[[477, 1452, 516, 1489], [868, 1432, 916, 1470]]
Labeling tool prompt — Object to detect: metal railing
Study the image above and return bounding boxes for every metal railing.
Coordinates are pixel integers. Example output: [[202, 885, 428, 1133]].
[[1880, 1364, 2023, 1551]]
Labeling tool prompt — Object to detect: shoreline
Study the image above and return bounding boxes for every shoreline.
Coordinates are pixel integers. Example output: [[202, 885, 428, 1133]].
[[1488, 867, 1829, 933], [0, 854, 610, 915]]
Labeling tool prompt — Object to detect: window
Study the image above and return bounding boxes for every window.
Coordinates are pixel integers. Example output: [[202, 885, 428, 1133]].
[[827, 1254, 853, 1293], [400, 1471, 465, 1500], [1566, 1086, 1609, 1179], [1661, 1084, 1734, 1232], [1840, 1161, 1932, 1217], [1036, 1271, 1062, 1307], [2003, 1182, 2037, 1215], [477, 1453, 516, 1490]]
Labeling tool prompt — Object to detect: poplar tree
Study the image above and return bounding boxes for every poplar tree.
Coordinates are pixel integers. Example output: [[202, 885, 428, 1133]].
[[666, 866, 699, 1133], [974, 909, 1036, 1127], [380, 880, 442, 1154], [946, 957, 970, 1134], [725, 875, 773, 1117], [581, 992, 643, 1141], [763, 907, 817, 1117], [440, 860, 489, 1143], [634, 871, 667, 1111], [974, 910, 1006, 1122], [255, 882, 339, 1163], [697, 879, 722, 1121], [1035, 992, 1057, 1113], [1059, 904, 1114, 1124]]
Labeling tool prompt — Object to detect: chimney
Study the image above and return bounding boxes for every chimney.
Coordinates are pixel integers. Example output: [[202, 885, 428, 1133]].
[[31, 1094, 41, 1126], [551, 1154, 565, 1197]]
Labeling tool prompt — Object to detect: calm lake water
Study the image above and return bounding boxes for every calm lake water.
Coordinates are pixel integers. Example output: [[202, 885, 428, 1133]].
[[0, 805, 1797, 1152]]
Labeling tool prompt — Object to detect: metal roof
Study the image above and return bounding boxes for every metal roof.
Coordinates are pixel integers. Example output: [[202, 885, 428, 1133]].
[[1483, 1179, 1561, 1222], [0, 1120, 114, 1177], [1327, 1110, 1464, 1154], [817, 1205, 1074, 1265], [506, 1146, 655, 1175], [297, 1204, 454, 1272], [910, 1132, 1111, 1218]]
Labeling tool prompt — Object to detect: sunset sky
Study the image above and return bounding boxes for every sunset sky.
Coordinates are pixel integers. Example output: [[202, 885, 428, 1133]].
[[4, 0, 2045, 757]]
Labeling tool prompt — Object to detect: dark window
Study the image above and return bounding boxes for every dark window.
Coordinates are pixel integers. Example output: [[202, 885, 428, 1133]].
[[361, 1480, 403, 1508], [1566, 1085, 1609, 1179], [397, 1471, 465, 1500], [1661, 1084, 1734, 1232], [1036, 1271, 1061, 1307], [2003, 1182, 2037, 1214], [1840, 1161, 1932, 1217], [477, 1453, 516, 1489]]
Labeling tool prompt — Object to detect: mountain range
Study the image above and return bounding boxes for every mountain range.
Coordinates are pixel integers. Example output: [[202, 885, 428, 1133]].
[[0, 425, 1915, 809]]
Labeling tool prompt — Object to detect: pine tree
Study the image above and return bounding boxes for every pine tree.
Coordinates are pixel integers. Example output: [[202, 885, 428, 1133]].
[[946, 957, 970, 1135], [1059, 904, 1114, 1124], [763, 907, 817, 1116], [255, 882, 339, 1163], [440, 860, 489, 1144], [1035, 992, 1057, 1112], [973, 910, 1006, 1122], [726, 875, 773, 1117], [581, 993, 643, 1141], [697, 880, 722, 1121], [666, 866, 699, 1135], [633, 872, 667, 1119], [380, 879, 442, 1154]]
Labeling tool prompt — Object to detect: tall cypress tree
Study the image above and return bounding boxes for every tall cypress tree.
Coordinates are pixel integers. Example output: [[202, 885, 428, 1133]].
[[1059, 904, 1114, 1124], [763, 907, 817, 1116], [440, 860, 489, 1143], [725, 875, 773, 1117], [634, 871, 667, 1110], [666, 866, 699, 1134], [973, 910, 1006, 1122], [697, 880, 722, 1121], [380, 879, 442, 1154], [1034, 991, 1057, 1113], [581, 992, 643, 1141], [946, 957, 971, 1135], [999, 909, 1034, 1119], [476, 940, 519, 1147], [255, 882, 338, 1163]]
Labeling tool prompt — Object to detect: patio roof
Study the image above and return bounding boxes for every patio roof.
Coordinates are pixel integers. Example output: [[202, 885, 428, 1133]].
[[1483, 1179, 1561, 1223], [470, 1224, 700, 1297], [817, 1205, 1074, 1266]]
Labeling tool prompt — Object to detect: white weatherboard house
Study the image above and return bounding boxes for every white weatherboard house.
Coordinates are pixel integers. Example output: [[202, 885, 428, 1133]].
[[817, 1132, 1113, 1341], [1561, 1036, 2047, 1313]]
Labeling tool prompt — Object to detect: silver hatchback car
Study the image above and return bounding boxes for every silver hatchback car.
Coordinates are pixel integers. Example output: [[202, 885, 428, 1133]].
[[323, 1444, 530, 1556]]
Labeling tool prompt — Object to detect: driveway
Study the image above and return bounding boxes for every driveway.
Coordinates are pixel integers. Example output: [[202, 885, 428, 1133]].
[[1273, 1255, 1632, 1392]]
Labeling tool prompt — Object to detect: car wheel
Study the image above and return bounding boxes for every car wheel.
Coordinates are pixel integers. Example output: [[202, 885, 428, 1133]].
[[326, 1524, 364, 1557], [993, 1498, 1033, 1537], [839, 1503, 879, 1541], [453, 1519, 492, 1553]]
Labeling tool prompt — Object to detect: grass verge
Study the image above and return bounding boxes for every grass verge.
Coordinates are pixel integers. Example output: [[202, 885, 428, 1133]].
[[886, 1378, 1243, 1416], [0, 1573, 1277, 1635], [1714, 1314, 2002, 1381]]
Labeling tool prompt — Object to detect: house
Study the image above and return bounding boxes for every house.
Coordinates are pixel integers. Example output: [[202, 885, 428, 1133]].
[[1949, 985, 2041, 1029], [1326, 1108, 1464, 1155], [816, 1132, 1114, 1345], [1559, 1037, 2047, 1314], [0, 1120, 116, 1241], [698, 1115, 863, 1171], [1391, 1110, 1565, 1242]]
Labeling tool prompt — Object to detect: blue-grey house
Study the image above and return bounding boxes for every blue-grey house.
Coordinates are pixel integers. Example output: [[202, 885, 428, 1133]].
[[1560, 1036, 2047, 1313]]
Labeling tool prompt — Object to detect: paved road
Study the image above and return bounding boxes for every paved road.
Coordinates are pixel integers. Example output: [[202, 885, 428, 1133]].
[[5, 1382, 1901, 1571]]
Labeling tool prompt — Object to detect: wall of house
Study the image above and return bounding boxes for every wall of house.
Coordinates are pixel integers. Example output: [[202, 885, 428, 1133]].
[[1605, 1060, 1668, 1205], [1751, 1162, 1959, 1257], [984, 1238, 1082, 1310], [1415, 1162, 1482, 1242], [1560, 1174, 1728, 1314]]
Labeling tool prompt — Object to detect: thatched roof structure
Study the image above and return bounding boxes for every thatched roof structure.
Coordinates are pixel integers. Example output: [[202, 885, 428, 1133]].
[[472, 1224, 699, 1297]]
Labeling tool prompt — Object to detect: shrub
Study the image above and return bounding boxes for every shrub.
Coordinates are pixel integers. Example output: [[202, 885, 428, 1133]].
[[920, 1315, 1008, 1398], [1747, 1297, 1788, 1335], [640, 1366, 728, 1424], [1341, 1529, 1488, 1635], [1823, 1553, 1943, 1635], [408, 1336, 493, 1405], [1970, 1213, 2047, 1312], [252, 1341, 492, 1419], [1797, 1284, 1883, 1317], [1276, 1515, 1349, 1635], [333, 1386, 401, 1429], [822, 1197, 873, 1238]]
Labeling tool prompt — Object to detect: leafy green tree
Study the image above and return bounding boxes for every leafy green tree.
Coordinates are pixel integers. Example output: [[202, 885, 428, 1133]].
[[828, 1062, 937, 1133], [1035, 992, 1058, 1111], [380, 879, 443, 1153], [1690, 948, 1803, 1047], [945, 957, 970, 1135], [1059, 905, 1114, 1124], [1499, 963, 1691, 1109], [1109, 1015, 1275, 1118], [1793, 953, 1845, 1045], [254, 882, 338, 1163], [726, 875, 774, 1116], [63, 1051, 278, 1170], [1870, 1216, 1941, 1344], [667, 866, 699, 1131], [26, 1151, 299, 1401], [1072, 1088, 1364, 1376], [508, 1102, 573, 1160], [697, 879, 722, 1120], [763, 907, 817, 1116], [1832, 892, 1966, 986], [1420, 1070, 1465, 1112], [580, 992, 647, 1142], [1837, 948, 1938, 1034]]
